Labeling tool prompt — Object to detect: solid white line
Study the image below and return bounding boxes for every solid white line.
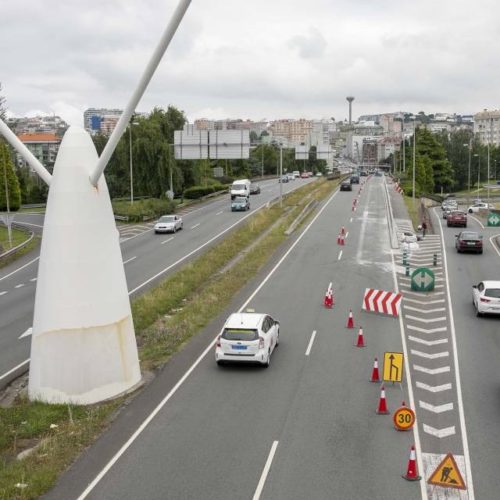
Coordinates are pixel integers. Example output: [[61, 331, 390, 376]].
[[489, 233, 500, 257], [433, 207, 475, 496], [0, 257, 39, 283], [78, 188, 340, 498], [469, 214, 484, 228], [14, 221, 43, 228], [305, 330, 317, 356], [190, 223, 200, 229], [253, 441, 279, 500], [338, 250, 343, 261], [413, 364, 450, 375], [123, 256, 137, 265], [216, 210, 223, 215], [416, 381, 452, 392], [15, 284, 25, 289], [161, 237, 175, 245], [0, 358, 30, 381], [0, 291, 7, 296], [19, 327, 33, 339]]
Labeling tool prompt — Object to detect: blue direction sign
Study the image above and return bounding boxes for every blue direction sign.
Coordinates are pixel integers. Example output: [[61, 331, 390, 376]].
[[487, 212, 500, 227], [411, 267, 435, 292]]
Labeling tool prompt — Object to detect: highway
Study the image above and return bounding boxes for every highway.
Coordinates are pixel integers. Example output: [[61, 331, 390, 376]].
[[47, 176, 423, 499], [0, 177, 315, 387]]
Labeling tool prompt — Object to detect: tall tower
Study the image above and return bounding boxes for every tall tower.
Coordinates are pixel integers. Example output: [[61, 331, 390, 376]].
[[346, 96, 355, 125]]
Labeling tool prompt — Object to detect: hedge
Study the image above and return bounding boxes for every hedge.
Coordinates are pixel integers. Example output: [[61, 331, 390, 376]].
[[112, 198, 176, 222], [183, 184, 228, 199]]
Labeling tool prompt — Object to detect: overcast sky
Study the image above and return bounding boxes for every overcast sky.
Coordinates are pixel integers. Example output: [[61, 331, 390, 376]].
[[1, 0, 499, 126]]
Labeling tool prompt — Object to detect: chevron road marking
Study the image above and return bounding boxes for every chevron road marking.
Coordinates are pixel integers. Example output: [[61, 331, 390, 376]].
[[416, 381, 452, 392], [423, 424, 456, 438], [413, 364, 450, 375], [405, 315, 447, 323], [404, 290, 445, 297], [407, 325, 447, 333], [400, 283, 444, 290], [419, 401, 454, 414], [403, 305, 446, 313], [403, 298, 445, 305], [408, 336, 448, 346], [411, 349, 449, 359]]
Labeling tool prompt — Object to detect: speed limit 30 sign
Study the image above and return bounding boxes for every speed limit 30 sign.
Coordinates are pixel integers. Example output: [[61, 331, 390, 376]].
[[393, 405, 416, 431]]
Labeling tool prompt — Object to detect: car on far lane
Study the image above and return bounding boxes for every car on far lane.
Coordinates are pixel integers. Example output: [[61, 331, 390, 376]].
[[340, 180, 352, 191], [215, 312, 280, 367], [231, 196, 250, 212], [350, 175, 360, 184], [279, 175, 289, 183], [447, 211, 467, 227], [472, 281, 500, 316], [300, 172, 308, 178], [455, 231, 483, 253], [154, 215, 183, 234], [468, 202, 494, 213], [250, 183, 261, 195]]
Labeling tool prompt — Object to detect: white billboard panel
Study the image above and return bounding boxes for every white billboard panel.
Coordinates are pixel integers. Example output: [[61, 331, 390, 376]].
[[210, 130, 250, 159], [316, 145, 332, 160], [295, 145, 308, 160], [174, 130, 209, 159]]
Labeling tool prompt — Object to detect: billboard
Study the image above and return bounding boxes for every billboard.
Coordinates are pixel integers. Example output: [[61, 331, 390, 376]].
[[316, 145, 332, 160], [210, 130, 250, 159], [174, 130, 209, 160], [295, 145, 308, 160]]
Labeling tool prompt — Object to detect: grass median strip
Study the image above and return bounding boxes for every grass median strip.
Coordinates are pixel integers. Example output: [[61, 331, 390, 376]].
[[0, 178, 340, 499]]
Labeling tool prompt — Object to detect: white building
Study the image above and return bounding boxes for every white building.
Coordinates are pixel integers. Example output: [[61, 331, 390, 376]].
[[474, 109, 500, 146]]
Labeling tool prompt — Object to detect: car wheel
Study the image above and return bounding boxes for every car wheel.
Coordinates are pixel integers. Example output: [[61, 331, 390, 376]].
[[468, 209, 473, 213], [216, 360, 223, 366], [263, 350, 271, 368], [475, 302, 482, 317], [275, 331, 280, 347]]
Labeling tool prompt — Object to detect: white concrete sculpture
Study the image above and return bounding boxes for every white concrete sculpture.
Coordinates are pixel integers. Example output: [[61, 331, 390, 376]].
[[0, 0, 192, 404]]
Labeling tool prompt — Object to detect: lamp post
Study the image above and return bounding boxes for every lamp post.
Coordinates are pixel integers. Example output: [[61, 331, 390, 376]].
[[279, 143, 283, 207], [464, 140, 472, 206], [261, 144, 264, 178], [128, 121, 139, 204], [412, 117, 416, 208], [2, 160, 12, 247], [473, 153, 479, 198]]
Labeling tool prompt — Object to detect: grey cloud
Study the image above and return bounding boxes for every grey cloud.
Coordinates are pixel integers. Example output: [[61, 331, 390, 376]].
[[287, 27, 327, 59]]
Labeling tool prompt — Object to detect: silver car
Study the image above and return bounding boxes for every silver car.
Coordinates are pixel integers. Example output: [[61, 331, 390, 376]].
[[154, 215, 183, 234]]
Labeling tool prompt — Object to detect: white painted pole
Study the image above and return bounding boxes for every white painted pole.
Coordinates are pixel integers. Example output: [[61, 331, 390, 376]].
[[90, 0, 192, 186], [0, 118, 51, 186]]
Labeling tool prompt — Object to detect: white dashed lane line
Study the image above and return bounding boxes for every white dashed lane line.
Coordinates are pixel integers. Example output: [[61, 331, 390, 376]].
[[161, 237, 175, 245], [216, 211, 223, 215], [0, 291, 7, 296], [190, 223, 200, 230], [123, 256, 137, 265], [15, 284, 25, 289]]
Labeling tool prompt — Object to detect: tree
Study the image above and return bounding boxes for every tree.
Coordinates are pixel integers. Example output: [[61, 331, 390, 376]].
[[0, 142, 22, 211], [0, 82, 6, 120]]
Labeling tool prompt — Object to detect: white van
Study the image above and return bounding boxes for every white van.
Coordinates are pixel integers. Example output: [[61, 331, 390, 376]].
[[230, 179, 251, 199], [292, 170, 300, 178]]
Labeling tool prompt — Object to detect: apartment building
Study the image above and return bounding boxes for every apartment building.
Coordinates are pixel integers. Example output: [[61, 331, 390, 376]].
[[16, 133, 61, 171], [474, 109, 500, 146], [83, 108, 123, 135]]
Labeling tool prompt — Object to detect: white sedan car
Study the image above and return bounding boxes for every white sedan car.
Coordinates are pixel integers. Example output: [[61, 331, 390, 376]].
[[154, 215, 183, 233], [467, 202, 493, 213], [215, 312, 280, 367], [472, 281, 500, 316]]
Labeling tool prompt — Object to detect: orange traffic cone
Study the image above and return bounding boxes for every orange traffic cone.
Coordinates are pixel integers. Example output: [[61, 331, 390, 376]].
[[346, 309, 354, 329], [340, 234, 345, 246], [324, 284, 333, 308], [337, 233, 342, 245], [402, 445, 421, 481], [370, 357, 380, 382], [355, 326, 365, 347], [376, 385, 389, 414]]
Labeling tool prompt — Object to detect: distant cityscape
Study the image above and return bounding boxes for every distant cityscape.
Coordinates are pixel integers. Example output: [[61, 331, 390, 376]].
[[6, 105, 500, 172]]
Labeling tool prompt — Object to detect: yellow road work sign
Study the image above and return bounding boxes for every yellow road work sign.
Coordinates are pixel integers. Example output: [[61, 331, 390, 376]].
[[427, 453, 466, 490], [383, 352, 403, 382]]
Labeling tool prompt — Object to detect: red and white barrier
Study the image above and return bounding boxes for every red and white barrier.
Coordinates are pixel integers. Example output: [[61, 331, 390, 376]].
[[362, 288, 402, 317]]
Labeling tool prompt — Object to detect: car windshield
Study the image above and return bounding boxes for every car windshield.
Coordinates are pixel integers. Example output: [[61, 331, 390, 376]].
[[461, 232, 479, 240], [159, 216, 175, 223], [233, 184, 245, 189], [234, 197, 247, 203], [222, 328, 259, 341], [484, 288, 500, 298]]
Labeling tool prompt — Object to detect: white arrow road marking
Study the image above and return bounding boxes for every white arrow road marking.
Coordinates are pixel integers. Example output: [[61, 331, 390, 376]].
[[423, 424, 456, 438], [405, 315, 447, 323], [416, 381, 452, 392], [403, 298, 445, 305], [403, 305, 446, 313], [19, 327, 32, 339], [0, 291, 7, 296], [413, 364, 450, 375], [419, 401, 454, 414], [409, 336, 448, 346], [411, 349, 449, 359], [15, 284, 25, 289]]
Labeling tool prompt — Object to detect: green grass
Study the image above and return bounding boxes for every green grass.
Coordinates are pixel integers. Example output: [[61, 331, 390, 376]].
[[0, 227, 30, 251], [0, 229, 39, 271], [403, 196, 420, 231], [0, 178, 340, 498]]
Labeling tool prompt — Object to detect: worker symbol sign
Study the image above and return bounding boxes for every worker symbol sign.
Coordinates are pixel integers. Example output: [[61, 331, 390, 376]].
[[427, 453, 466, 490], [383, 352, 404, 383]]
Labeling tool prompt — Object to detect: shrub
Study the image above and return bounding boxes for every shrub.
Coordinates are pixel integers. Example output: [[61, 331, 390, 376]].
[[112, 198, 175, 222], [183, 184, 227, 199]]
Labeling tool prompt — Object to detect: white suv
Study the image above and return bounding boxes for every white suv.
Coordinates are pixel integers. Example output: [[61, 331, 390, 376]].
[[215, 312, 280, 367], [472, 281, 500, 316]]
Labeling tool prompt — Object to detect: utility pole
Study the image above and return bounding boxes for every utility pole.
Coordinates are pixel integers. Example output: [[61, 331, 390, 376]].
[[412, 118, 416, 209], [279, 144, 283, 207], [2, 160, 12, 247]]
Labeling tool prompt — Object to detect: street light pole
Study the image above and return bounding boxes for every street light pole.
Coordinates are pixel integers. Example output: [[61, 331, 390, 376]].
[[2, 160, 12, 247], [261, 144, 264, 178], [412, 118, 416, 208], [487, 118, 492, 204], [466, 140, 472, 206], [279, 144, 283, 207]]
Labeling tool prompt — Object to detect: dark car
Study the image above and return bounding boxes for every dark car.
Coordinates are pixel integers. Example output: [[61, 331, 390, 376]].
[[455, 231, 483, 254], [250, 183, 261, 194], [231, 196, 250, 212], [340, 180, 352, 191], [279, 176, 289, 183], [359, 171, 368, 176], [447, 211, 467, 227], [350, 175, 360, 184]]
